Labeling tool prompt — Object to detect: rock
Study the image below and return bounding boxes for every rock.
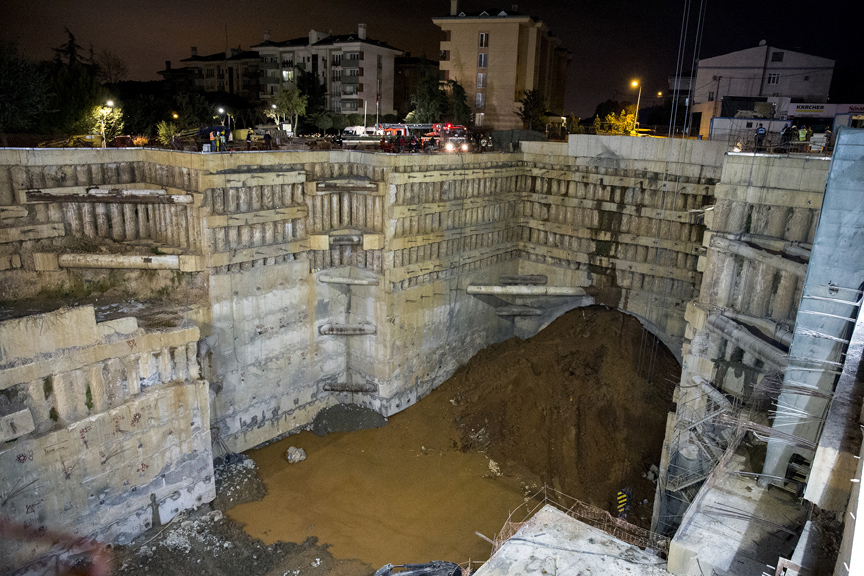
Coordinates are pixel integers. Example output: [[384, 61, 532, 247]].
[[285, 446, 307, 464]]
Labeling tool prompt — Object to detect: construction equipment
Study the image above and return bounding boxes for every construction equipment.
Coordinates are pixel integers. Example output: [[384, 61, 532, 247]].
[[373, 561, 464, 576]]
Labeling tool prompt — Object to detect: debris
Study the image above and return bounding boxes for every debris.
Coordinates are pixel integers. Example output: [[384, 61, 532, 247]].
[[286, 446, 307, 464]]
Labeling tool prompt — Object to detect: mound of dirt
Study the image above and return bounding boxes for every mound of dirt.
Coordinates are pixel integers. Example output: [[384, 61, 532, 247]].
[[445, 306, 677, 521], [114, 508, 370, 576], [311, 404, 388, 436], [211, 455, 268, 511]]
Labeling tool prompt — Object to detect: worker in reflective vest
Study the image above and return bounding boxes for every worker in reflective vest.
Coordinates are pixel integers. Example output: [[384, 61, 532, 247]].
[[754, 124, 767, 151]]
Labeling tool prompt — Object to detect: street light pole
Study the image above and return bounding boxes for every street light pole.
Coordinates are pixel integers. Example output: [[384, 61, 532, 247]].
[[100, 100, 114, 148], [631, 81, 642, 131]]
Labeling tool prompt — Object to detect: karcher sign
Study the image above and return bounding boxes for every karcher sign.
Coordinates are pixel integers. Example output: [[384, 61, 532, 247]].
[[790, 103, 827, 116], [785, 103, 864, 117]]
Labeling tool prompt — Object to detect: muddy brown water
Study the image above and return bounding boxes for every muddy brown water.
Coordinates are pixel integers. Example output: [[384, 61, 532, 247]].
[[228, 397, 527, 569], [227, 307, 677, 570]]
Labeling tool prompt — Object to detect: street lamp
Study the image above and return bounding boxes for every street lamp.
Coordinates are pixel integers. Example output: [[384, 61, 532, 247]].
[[631, 80, 642, 131], [99, 100, 114, 148], [218, 107, 232, 139]]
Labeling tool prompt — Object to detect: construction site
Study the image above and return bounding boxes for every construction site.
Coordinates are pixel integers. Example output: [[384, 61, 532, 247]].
[[1, 131, 863, 576]]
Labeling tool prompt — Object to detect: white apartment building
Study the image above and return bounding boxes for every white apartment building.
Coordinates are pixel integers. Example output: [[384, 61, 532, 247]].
[[691, 42, 834, 137], [252, 25, 402, 117]]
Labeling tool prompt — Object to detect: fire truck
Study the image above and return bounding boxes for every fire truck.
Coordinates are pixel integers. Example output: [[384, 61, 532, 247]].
[[434, 123, 470, 152]]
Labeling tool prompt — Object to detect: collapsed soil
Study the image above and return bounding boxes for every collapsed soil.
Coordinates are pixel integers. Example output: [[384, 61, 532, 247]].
[[112, 305, 676, 575]]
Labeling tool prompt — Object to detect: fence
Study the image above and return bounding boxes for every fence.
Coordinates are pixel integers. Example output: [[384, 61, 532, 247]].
[[492, 485, 670, 556]]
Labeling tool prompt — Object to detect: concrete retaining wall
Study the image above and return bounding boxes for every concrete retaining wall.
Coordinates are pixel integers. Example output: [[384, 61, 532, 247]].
[[0, 306, 212, 571]]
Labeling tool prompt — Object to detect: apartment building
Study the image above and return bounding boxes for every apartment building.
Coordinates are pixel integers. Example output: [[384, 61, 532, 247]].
[[690, 42, 834, 137], [159, 47, 261, 101], [433, 2, 570, 130], [252, 25, 402, 116]]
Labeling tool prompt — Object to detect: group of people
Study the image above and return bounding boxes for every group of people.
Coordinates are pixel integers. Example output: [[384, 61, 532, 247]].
[[379, 135, 434, 153], [753, 123, 831, 153]]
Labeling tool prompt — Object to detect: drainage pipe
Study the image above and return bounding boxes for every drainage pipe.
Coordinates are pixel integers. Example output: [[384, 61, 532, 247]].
[[706, 314, 788, 371]]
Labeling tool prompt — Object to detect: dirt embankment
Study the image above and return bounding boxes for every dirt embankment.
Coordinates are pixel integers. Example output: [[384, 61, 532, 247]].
[[447, 306, 677, 518]]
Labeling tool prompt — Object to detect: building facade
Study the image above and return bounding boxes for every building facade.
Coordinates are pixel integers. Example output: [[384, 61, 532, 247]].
[[158, 47, 261, 101], [690, 42, 834, 137], [433, 3, 570, 130], [252, 25, 402, 117]]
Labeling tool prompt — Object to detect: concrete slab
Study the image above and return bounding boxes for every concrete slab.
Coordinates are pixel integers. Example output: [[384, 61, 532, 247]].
[[475, 505, 671, 576], [668, 465, 806, 576]]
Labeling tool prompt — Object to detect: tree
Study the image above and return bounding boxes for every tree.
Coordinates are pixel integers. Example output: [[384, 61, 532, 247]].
[[53, 27, 85, 67], [85, 103, 124, 145], [155, 120, 179, 146], [295, 69, 327, 131], [407, 66, 445, 123], [315, 113, 333, 133], [95, 49, 128, 84], [330, 113, 349, 133], [593, 108, 637, 135], [266, 86, 307, 133], [444, 80, 472, 126], [0, 41, 49, 143], [39, 28, 107, 134], [123, 94, 172, 136], [517, 89, 547, 131], [173, 93, 210, 130]]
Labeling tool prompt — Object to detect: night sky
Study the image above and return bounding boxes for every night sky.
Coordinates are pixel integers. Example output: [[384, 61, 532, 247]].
[[3, 0, 863, 117]]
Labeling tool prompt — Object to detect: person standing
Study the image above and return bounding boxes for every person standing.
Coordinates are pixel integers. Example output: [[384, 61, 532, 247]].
[[209, 130, 217, 153], [264, 132, 272, 150], [246, 131, 252, 151], [754, 123, 767, 152]]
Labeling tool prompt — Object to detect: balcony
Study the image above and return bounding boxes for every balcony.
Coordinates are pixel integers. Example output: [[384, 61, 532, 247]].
[[342, 59, 360, 69], [342, 75, 359, 85], [260, 61, 279, 70], [263, 76, 279, 85]]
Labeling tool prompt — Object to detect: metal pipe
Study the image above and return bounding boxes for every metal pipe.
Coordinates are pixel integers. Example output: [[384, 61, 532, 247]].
[[706, 314, 788, 371], [711, 236, 808, 278]]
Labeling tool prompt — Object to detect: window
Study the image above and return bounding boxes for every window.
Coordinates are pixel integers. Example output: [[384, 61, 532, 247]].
[[477, 73, 486, 88], [772, 51, 784, 62], [707, 91, 714, 102], [479, 33, 489, 48], [478, 53, 487, 68], [476, 112, 484, 127], [476, 92, 485, 108], [282, 70, 294, 82], [767, 73, 780, 85], [333, 54, 342, 66], [377, 55, 382, 70]]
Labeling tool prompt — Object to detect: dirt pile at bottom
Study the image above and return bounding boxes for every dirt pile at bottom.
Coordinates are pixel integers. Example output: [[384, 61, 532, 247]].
[[446, 306, 677, 520]]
